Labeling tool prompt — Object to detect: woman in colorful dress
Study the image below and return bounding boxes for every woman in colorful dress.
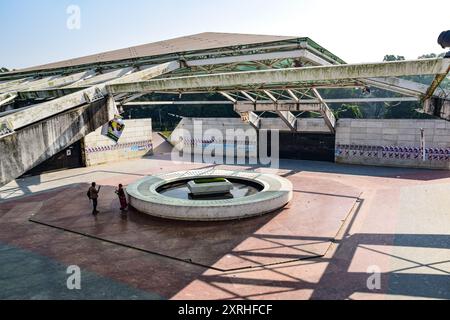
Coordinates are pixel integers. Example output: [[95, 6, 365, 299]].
[[115, 184, 128, 211]]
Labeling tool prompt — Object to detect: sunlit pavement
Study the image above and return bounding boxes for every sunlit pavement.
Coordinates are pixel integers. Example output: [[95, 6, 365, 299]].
[[1, 145, 450, 299]]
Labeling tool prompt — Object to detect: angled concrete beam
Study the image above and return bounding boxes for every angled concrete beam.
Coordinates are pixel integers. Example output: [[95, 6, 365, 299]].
[[321, 104, 337, 134], [240, 91, 256, 103], [221, 93, 261, 130], [124, 101, 233, 106], [108, 61, 181, 85], [325, 97, 419, 103], [0, 77, 33, 92], [108, 58, 450, 94], [263, 90, 278, 102], [118, 93, 146, 106], [21, 50, 318, 99], [7, 71, 95, 95], [29, 70, 97, 90], [300, 50, 333, 66], [4, 86, 106, 130], [2, 61, 181, 131], [287, 89, 300, 102], [422, 63, 450, 101], [19, 61, 181, 100], [11, 70, 96, 100], [66, 67, 135, 87], [16, 67, 145, 100], [277, 111, 297, 131], [219, 91, 237, 104], [262, 90, 298, 131], [0, 93, 18, 108], [235, 102, 322, 113], [185, 49, 329, 68], [0, 97, 115, 187], [312, 88, 336, 133], [17, 87, 81, 100], [17, 62, 178, 100], [1, 76, 57, 94], [238, 109, 261, 130], [364, 77, 449, 98]]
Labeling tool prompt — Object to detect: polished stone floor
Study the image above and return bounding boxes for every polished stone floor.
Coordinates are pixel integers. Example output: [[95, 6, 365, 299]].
[[1, 139, 449, 300]]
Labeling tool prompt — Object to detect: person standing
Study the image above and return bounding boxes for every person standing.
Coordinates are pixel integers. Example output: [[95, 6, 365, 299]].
[[88, 182, 101, 215], [115, 184, 128, 211]]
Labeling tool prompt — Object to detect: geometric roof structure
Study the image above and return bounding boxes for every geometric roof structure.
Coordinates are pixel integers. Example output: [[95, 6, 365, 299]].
[[4, 32, 345, 76], [0, 32, 449, 186]]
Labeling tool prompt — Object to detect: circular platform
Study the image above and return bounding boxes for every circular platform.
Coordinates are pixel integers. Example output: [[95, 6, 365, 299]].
[[126, 169, 293, 221]]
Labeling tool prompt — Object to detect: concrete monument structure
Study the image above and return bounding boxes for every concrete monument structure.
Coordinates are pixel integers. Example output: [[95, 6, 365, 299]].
[[126, 169, 293, 221], [1, 32, 449, 186]]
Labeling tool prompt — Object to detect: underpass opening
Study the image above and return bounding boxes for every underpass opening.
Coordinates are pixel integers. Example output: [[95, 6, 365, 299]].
[[262, 131, 336, 162], [20, 140, 84, 178]]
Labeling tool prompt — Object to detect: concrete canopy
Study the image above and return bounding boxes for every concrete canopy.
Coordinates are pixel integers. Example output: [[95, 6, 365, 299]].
[[1, 32, 449, 187]]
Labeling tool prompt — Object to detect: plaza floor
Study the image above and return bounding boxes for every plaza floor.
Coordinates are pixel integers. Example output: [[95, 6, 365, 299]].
[[1, 138, 449, 300]]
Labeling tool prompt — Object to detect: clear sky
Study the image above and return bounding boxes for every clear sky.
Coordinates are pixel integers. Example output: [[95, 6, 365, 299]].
[[1, 0, 449, 70]]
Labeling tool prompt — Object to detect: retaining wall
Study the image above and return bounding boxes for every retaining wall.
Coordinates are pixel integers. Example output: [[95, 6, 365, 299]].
[[83, 119, 153, 166], [335, 119, 450, 170]]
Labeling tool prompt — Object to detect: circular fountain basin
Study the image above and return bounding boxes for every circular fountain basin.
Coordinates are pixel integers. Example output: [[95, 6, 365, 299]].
[[126, 169, 293, 221]]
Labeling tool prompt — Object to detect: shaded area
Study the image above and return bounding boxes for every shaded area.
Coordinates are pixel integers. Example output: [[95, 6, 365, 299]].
[[21, 140, 84, 178], [310, 233, 450, 300], [0, 242, 162, 300], [264, 132, 335, 162]]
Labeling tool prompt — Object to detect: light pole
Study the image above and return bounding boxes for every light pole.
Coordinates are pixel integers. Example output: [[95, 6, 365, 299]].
[[420, 128, 426, 162], [159, 107, 162, 131]]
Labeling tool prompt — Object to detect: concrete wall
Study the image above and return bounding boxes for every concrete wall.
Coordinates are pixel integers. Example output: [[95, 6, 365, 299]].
[[171, 117, 329, 154], [0, 98, 114, 187], [173, 117, 450, 170], [83, 119, 153, 166], [336, 119, 450, 170], [171, 118, 257, 156]]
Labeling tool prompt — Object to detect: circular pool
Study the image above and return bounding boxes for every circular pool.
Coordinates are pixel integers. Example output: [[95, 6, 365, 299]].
[[126, 169, 293, 221], [157, 177, 263, 200]]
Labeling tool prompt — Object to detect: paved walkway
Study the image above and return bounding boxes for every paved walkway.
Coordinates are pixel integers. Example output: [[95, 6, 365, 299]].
[[0, 155, 449, 300]]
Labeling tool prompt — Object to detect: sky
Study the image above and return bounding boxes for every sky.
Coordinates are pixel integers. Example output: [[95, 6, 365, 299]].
[[1, 0, 449, 70]]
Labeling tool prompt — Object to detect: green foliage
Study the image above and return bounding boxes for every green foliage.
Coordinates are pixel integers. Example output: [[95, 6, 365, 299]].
[[383, 55, 405, 62], [160, 131, 173, 140], [334, 104, 363, 119], [418, 53, 437, 59], [384, 102, 434, 119], [418, 52, 447, 59]]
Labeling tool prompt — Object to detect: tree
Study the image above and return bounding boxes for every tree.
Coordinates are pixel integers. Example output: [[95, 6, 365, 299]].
[[419, 52, 447, 59], [383, 55, 405, 62], [0, 67, 9, 73], [384, 102, 434, 119], [418, 53, 437, 59], [334, 104, 363, 119]]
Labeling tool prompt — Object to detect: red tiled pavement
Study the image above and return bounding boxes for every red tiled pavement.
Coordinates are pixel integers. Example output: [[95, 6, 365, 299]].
[[26, 178, 359, 271], [1, 158, 449, 300]]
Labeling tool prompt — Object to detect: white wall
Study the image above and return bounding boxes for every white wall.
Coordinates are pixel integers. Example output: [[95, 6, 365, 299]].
[[170, 117, 330, 154], [83, 119, 153, 166], [336, 119, 450, 170], [171, 118, 257, 156]]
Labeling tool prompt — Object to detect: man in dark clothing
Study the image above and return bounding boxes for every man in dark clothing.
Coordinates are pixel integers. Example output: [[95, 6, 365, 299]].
[[88, 182, 101, 215]]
